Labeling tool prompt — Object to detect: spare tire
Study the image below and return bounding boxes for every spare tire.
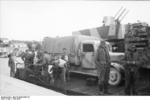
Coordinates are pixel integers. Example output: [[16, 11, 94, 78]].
[[108, 67, 121, 86]]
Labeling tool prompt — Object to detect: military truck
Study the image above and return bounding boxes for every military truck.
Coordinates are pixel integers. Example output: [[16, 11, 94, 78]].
[[42, 35, 124, 86]]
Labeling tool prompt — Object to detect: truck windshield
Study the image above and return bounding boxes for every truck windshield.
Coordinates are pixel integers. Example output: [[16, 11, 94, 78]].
[[107, 39, 125, 53], [83, 43, 94, 52]]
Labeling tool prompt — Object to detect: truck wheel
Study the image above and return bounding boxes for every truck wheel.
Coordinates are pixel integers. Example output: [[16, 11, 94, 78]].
[[108, 67, 121, 86]]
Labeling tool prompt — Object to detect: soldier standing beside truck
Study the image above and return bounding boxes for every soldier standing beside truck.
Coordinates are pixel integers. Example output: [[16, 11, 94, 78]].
[[33, 51, 46, 76], [123, 23, 146, 95], [21, 49, 35, 80], [52, 56, 67, 92], [124, 63, 139, 95], [124, 45, 139, 95], [61, 48, 70, 81], [95, 41, 111, 95]]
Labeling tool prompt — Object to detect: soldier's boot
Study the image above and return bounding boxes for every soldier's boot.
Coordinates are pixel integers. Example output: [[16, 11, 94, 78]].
[[98, 84, 104, 95], [131, 87, 138, 95], [103, 84, 111, 95], [125, 89, 131, 95]]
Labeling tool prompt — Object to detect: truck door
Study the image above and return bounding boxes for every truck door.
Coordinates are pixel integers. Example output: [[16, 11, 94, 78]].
[[80, 43, 95, 69]]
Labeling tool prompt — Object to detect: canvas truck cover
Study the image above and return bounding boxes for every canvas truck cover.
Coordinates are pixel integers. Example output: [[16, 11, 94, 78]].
[[42, 35, 100, 54], [42, 35, 101, 68], [42, 36, 75, 54]]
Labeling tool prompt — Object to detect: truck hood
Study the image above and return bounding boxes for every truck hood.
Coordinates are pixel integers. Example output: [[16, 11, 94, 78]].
[[109, 52, 124, 62]]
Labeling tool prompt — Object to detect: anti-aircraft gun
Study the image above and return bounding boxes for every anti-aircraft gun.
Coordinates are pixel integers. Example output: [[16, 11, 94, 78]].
[[104, 7, 129, 53]]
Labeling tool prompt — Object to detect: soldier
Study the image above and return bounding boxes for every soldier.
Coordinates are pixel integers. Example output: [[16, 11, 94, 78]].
[[124, 64, 139, 95], [22, 49, 35, 67], [95, 41, 111, 95], [52, 56, 62, 87], [21, 49, 35, 80], [61, 48, 70, 81], [58, 56, 67, 93], [61, 48, 69, 62], [52, 55, 67, 92], [124, 46, 139, 95], [42, 51, 51, 82], [8, 53, 16, 77], [8, 48, 19, 77], [33, 51, 45, 75]]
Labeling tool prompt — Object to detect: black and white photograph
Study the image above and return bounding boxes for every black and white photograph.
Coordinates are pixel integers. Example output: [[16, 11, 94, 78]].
[[0, 0, 150, 97]]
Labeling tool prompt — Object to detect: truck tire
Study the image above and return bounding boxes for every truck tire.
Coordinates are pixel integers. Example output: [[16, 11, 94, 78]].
[[108, 67, 121, 86]]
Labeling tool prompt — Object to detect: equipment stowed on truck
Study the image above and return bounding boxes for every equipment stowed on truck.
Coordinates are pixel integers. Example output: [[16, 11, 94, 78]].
[[42, 35, 125, 86], [125, 23, 150, 66], [124, 22, 150, 84]]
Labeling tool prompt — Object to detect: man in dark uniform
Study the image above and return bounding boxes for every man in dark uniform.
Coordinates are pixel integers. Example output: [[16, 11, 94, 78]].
[[8, 53, 16, 77], [124, 64, 139, 95], [95, 41, 111, 95], [61, 48, 70, 81], [53, 56, 67, 93], [21, 49, 35, 80], [33, 51, 51, 83], [22, 50, 35, 67], [124, 46, 139, 95], [33, 51, 45, 74], [8, 48, 19, 77]]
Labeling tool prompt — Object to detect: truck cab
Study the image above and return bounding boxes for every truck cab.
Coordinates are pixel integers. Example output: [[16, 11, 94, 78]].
[[71, 39, 125, 86]]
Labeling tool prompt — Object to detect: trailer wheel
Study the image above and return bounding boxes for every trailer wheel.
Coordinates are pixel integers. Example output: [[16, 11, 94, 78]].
[[108, 67, 121, 86]]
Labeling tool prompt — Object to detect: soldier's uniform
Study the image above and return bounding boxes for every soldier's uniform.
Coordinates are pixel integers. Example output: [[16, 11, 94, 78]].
[[95, 41, 110, 94], [124, 64, 139, 95], [124, 45, 139, 95], [34, 52, 46, 75], [61, 53, 70, 81], [58, 58, 67, 90], [8, 48, 19, 77], [8, 53, 16, 77], [22, 50, 35, 67], [41, 52, 51, 82], [21, 50, 35, 80]]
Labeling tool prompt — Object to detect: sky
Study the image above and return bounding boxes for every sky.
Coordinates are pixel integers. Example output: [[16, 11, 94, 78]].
[[0, 1, 150, 41]]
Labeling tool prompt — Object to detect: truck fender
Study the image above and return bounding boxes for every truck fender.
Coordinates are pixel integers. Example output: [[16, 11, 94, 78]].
[[109, 62, 125, 86], [111, 62, 125, 72]]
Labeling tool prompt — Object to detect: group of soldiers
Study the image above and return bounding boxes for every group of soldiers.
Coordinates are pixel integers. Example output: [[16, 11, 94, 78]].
[[8, 41, 138, 95], [8, 46, 69, 90]]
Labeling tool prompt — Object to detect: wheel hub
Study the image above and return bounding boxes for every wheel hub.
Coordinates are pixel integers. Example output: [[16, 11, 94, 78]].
[[110, 72, 117, 82]]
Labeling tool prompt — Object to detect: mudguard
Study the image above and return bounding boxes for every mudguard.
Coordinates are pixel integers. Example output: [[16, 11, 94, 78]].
[[111, 62, 125, 73]]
